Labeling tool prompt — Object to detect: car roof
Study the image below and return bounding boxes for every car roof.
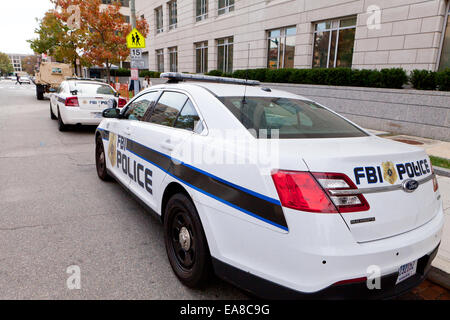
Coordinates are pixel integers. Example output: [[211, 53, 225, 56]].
[[66, 80, 108, 86], [150, 81, 312, 101]]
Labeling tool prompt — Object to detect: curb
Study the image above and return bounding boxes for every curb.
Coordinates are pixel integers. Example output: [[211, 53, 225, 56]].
[[434, 166, 450, 177], [427, 267, 450, 290]]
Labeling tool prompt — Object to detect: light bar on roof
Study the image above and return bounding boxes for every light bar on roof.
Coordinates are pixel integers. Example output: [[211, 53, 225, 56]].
[[160, 72, 260, 86]]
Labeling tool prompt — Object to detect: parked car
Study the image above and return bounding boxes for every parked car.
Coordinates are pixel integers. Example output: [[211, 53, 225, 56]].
[[50, 78, 127, 131]]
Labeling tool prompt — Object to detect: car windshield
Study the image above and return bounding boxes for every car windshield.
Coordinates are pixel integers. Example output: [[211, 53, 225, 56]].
[[73, 82, 115, 96], [218, 96, 368, 139]]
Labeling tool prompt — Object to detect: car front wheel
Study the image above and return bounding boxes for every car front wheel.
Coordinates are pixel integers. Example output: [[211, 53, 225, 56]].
[[164, 193, 211, 288], [50, 103, 57, 120], [95, 135, 111, 181]]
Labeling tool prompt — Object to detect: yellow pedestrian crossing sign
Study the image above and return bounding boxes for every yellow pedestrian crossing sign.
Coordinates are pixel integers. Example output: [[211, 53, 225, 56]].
[[126, 28, 145, 49]]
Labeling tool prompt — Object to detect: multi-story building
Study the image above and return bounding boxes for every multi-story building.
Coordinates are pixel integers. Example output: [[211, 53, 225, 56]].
[[7, 53, 28, 74], [135, 0, 450, 74]]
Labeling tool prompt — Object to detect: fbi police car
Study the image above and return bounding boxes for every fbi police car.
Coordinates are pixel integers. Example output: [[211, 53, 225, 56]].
[[50, 78, 127, 131], [95, 73, 443, 299]]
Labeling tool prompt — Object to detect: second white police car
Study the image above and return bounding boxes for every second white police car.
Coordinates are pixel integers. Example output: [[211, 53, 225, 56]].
[[95, 73, 443, 299], [50, 78, 127, 131]]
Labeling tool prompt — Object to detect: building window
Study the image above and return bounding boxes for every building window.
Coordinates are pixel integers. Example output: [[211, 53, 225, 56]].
[[155, 6, 163, 33], [267, 26, 296, 69], [156, 49, 164, 72], [312, 16, 356, 68], [217, 37, 233, 73], [195, 41, 208, 73], [169, 47, 178, 72], [196, 0, 208, 21], [218, 0, 234, 15], [122, 15, 130, 24], [168, 1, 177, 30], [438, 4, 450, 70], [102, 0, 129, 6]]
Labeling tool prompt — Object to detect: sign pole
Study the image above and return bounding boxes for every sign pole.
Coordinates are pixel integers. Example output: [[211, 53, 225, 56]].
[[130, 0, 138, 97]]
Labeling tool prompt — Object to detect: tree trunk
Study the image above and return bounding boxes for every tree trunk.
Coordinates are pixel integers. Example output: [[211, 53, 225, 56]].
[[106, 59, 110, 84]]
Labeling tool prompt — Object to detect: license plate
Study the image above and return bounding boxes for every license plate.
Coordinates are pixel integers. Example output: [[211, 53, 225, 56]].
[[92, 112, 103, 118], [396, 260, 417, 284]]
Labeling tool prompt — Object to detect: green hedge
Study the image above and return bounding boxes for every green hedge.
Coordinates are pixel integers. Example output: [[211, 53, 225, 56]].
[[110, 68, 161, 78], [207, 67, 408, 89], [206, 67, 450, 91], [411, 68, 450, 91]]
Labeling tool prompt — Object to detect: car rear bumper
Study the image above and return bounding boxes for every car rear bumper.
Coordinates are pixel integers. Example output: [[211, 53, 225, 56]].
[[60, 107, 103, 125], [192, 185, 444, 296], [212, 243, 439, 299]]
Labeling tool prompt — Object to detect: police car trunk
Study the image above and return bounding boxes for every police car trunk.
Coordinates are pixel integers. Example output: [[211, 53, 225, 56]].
[[289, 136, 439, 243], [70, 81, 117, 116]]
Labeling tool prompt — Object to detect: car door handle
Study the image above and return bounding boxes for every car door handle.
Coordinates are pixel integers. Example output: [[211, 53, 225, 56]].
[[160, 141, 174, 152], [124, 128, 132, 136]]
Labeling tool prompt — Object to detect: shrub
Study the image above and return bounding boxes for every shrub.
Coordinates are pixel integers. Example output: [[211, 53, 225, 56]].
[[111, 68, 131, 77], [139, 70, 161, 78], [206, 70, 223, 76], [436, 68, 450, 91], [380, 68, 407, 89], [410, 70, 436, 90]]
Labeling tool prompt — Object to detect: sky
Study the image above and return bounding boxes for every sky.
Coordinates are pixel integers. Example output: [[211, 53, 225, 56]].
[[0, 0, 54, 54]]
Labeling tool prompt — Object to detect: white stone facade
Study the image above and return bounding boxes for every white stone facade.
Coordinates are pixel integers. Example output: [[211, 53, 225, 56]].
[[135, 0, 449, 73]]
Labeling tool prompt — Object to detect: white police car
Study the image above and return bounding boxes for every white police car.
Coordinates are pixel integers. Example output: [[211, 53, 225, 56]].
[[50, 78, 127, 131], [95, 73, 443, 299]]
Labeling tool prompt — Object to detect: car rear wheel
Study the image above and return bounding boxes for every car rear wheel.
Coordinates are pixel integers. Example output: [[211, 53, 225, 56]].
[[50, 103, 57, 120], [95, 135, 111, 181], [164, 193, 211, 288], [57, 108, 67, 132]]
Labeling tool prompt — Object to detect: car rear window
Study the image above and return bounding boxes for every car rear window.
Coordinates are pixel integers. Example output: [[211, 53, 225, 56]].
[[218, 96, 368, 139], [73, 82, 115, 96]]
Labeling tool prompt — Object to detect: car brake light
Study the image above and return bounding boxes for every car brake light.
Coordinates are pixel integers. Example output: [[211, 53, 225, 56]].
[[430, 164, 438, 192], [271, 170, 370, 213], [271, 170, 338, 213], [65, 97, 79, 107], [118, 97, 127, 108]]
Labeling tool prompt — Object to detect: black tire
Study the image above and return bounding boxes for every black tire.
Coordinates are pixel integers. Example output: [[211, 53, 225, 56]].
[[50, 103, 57, 120], [57, 108, 67, 132], [36, 85, 44, 100], [164, 193, 211, 288], [95, 134, 111, 181]]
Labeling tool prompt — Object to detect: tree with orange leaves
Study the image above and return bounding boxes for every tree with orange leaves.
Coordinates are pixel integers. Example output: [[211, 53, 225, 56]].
[[31, 0, 148, 82], [78, 0, 148, 82]]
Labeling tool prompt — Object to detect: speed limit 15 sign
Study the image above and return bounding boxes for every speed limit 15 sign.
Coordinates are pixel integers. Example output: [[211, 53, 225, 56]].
[[130, 49, 142, 60]]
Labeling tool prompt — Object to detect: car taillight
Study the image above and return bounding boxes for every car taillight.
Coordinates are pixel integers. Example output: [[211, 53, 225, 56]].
[[271, 170, 370, 214], [118, 97, 127, 108], [313, 172, 370, 213], [431, 164, 439, 192], [271, 170, 338, 213], [65, 97, 79, 107]]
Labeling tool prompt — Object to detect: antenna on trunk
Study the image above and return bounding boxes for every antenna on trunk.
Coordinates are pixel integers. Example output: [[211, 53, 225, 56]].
[[242, 43, 250, 104]]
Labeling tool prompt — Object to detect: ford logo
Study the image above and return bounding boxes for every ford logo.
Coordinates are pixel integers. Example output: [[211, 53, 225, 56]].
[[402, 179, 419, 193]]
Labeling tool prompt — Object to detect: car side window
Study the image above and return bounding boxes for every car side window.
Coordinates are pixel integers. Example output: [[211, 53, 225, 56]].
[[125, 91, 159, 121], [174, 99, 201, 132], [148, 91, 188, 127]]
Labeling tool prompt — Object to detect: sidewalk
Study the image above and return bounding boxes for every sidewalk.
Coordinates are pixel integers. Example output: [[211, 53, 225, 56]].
[[367, 129, 450, 288]]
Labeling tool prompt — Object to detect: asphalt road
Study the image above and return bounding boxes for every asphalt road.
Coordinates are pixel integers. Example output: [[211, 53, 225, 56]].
[[0, 80, 245, 299]]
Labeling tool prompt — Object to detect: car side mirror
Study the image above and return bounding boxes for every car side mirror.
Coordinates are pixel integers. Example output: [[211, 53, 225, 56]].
[[114, 92, 120, 97], [102, 107, 121, 119]]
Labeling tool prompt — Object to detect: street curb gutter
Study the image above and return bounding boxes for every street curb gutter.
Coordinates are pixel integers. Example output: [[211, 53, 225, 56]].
[[427, 267, 450, 290], [434, 166, 450, 177]]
